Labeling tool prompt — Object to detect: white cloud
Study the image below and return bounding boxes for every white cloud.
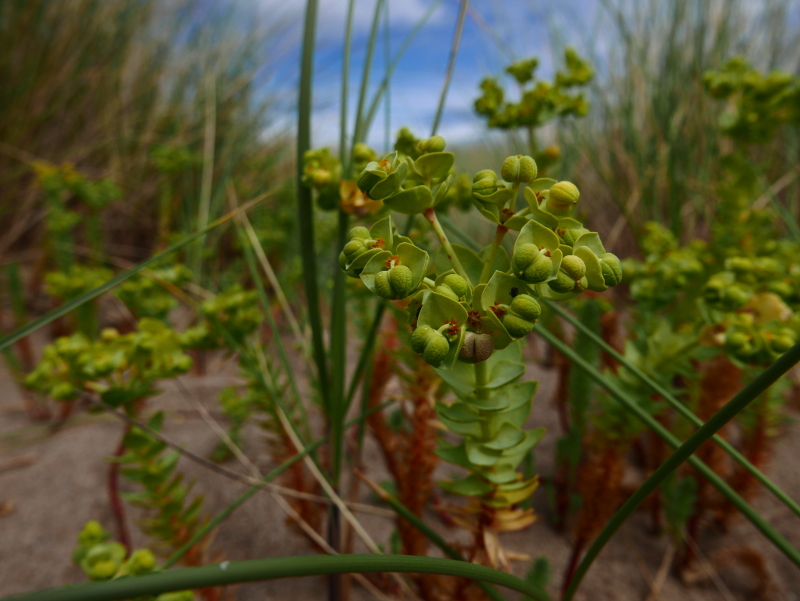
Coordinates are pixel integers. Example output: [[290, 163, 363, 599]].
[[256, 0, 449, 44]]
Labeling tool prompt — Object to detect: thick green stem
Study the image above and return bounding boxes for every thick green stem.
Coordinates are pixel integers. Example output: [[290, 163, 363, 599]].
[[423, 208, 472, 286], [474, 360, 491, 440], [478, 225, 508, 284]]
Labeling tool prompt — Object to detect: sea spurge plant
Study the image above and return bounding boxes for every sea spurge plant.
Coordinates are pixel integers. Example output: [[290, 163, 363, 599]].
[[342, 140, 621, 542], [474, 48, 593, 173], [115, 412, 209, 557], [703, 56, 800, 144], [180, 285, 263, 350], [116, 264, 193, 321], [71, 521, 194, 599], [25, 318, 192, 405]]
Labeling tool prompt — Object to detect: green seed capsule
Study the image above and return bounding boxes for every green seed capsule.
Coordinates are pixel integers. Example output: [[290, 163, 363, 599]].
[[509, 294, 541, 321], [561, 227, 590, 246], [599, 253, 622, 286], [422, 332, 451, 366], [388, 265, 414, 298], [472, 169, 499, 196], [442, 274, 468, 298], [411, 325, 451, 366], [503, 314, 535, 338], [513, 243, 541, 272], [545, 181, 580, 216], [435, 284, 459, 301], [501, 154, 538, 184], [418, 135, 446, 154], [411, 325, 435, 354], [374, 271, 394, 299], [343, 239, 367, 263], [522, 254, 553, 283], [561, 255, 586, 280], [548, 271, 576, 293]]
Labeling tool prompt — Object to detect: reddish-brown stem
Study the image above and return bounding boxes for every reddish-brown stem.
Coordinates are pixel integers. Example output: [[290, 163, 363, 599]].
[[562, 535, 586, 598], [108, 426, 132, 555]]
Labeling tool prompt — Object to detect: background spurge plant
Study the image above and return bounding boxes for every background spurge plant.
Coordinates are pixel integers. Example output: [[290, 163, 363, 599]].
[[341, 137, 622, 566]]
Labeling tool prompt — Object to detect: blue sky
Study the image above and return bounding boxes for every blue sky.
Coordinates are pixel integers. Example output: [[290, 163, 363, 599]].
[[256, 0, 605, 149], [254, 0, 800, 151]]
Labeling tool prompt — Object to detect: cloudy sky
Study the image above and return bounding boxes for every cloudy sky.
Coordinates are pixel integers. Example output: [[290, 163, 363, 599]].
[[253, 0, 605, 149], [254, 0, 799, 150]]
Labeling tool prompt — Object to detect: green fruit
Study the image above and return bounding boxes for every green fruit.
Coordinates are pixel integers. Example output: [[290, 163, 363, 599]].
[[442, 274, 468, 298], [422, 331, 450, 366], [522, 254, 553, 283], [561, 255, 586, 280], [509, 294, 541, 321], [503, 314, 534, 338], [435, 285, 459, 301], [472, 170, 499, 196], [513, 243, 540, 271], [418, 135, 446, 153], [600, 253, 622, 286], [411, 325, 435, 355], [545, 181, 580, 216], [501, 154, 537, 184], [548, 271, 576, 293], [388, 265, 414, 298], [411, 325, 452, 366], [342, 239, 367, 263], [374, 271, 394, 299]]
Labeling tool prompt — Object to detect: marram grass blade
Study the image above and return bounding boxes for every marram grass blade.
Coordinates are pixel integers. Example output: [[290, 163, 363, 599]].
[[296, 0, 330, 411], [562, 340, 800, 600], [543, 298, 800, 520], [0, 190, 275, 354], [5, 555, 544, 601]]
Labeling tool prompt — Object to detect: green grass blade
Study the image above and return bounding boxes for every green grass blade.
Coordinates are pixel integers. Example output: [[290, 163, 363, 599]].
[[164, 399, 395, 569], [351, 0, 384, 149], [362, 0, 444, 140], [537, 326, 800, 595], [562, 340, 800, 600], [339, 0, 355, 165], [0, 191, 274, 354], [4, 555, 545, 601], [296, 0, 329, 412], [430, 0, 469, 136], [542, 299, 800, 520], [235, 220, 312, 440]]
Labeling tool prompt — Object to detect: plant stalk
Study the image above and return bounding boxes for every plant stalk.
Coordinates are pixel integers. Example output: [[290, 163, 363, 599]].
[[423, 208, 472, 286]]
